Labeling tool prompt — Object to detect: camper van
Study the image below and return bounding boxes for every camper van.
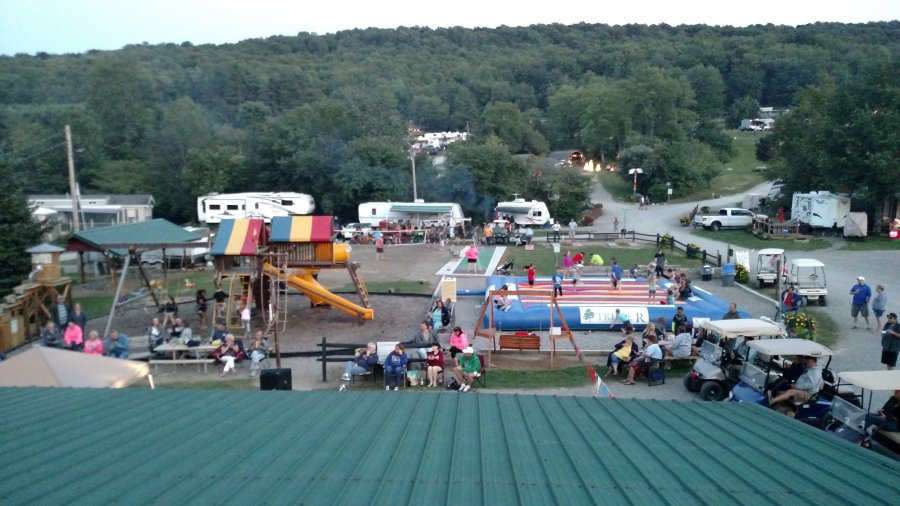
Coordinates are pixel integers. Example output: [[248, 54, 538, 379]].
[[197, 192, 315, 224], [495, 196, 552, 227], [357, 201, 468, 228], [790, 191, 851, 229]]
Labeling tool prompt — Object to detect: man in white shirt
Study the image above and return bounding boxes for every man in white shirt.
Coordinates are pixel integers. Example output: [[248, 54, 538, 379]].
[[568, 219, 577, 239], [665, 328, 693, 359], [768, 356, 823, 405], [551, 221, 561, 242]]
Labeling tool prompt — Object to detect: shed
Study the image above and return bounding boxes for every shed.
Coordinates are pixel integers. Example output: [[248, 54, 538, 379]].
[[0, 389, 897, 505]]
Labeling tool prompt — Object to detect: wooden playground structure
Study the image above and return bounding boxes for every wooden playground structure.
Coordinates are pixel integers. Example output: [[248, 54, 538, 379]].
[[0, 244, 72, 352], [210, 216, 373, 338], [472, 288, 578, 367]]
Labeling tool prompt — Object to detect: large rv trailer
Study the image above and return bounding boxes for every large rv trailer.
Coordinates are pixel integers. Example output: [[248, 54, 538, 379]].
[[197, 192, 315, 224], [790, 191, 851, 229], [358, 201, 468, 228], [495, 197, 552, 226]]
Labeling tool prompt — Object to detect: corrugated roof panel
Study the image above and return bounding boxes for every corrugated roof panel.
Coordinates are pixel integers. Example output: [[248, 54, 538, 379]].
[[388, 203, 454, 214], [1, 388, 898, 505], [71, 218, 200, 248]]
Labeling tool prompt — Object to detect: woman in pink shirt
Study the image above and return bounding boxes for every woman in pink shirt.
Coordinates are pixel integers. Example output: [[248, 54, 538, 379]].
[[449, 326, 469, 365], [465, 245, 478, 273], [83, 330, 103, 356], [63, 320, 83, 350]]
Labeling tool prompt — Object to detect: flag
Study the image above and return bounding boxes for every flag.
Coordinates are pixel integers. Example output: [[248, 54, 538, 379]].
[[593, 375, 615, 399]]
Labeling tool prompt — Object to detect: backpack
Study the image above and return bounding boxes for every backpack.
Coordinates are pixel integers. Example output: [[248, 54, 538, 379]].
[[446, 377, 460, 391]]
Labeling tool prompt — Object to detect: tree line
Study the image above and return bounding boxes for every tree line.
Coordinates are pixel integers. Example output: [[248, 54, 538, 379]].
[[0, 22, 897, 226]]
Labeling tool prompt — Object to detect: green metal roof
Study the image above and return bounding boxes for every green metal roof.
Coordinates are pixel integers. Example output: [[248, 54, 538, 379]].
[[389, 203, 455, 214], [1, 388, 898, 505], [69, 219, 201, 253]]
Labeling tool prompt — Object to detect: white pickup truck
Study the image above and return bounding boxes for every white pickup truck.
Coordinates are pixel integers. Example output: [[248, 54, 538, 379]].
[[693, 208, 758, 231]]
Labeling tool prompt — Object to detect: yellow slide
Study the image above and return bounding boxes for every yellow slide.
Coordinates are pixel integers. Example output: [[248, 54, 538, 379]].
[[262, 263, 374, 320]]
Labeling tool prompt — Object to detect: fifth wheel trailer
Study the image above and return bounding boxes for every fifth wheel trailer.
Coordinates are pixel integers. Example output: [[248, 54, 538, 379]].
[[790, 191, 851, 229]]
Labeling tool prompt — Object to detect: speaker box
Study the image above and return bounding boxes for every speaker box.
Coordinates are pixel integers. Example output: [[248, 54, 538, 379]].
[[260, 368, 292, 391]]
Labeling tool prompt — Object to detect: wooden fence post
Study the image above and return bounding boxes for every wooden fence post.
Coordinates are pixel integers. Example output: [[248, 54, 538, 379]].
[[321, 336, 327, 382]]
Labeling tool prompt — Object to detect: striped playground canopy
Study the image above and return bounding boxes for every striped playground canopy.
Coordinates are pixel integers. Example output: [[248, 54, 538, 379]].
[[270, 216, 333, 243], [210, 219, 264, 256]]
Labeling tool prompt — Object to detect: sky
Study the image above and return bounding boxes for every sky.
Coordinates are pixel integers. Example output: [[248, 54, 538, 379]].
[[1, 0, 898, 56]]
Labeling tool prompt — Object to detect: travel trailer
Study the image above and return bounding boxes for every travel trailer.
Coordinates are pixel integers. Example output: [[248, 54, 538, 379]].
[[357, 201, 468, 228], [790, 191, 851, 229], [495, 196, 552, 227], [197, 192, 315, 224]]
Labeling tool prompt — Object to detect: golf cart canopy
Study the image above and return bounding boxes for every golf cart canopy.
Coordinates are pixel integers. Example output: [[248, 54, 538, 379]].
[[790, 259, 825, 268], [702, 319, 786, 339], [758, 248, 785, 256], [746, 338, 833, 357], [837, 370, 900, 391]]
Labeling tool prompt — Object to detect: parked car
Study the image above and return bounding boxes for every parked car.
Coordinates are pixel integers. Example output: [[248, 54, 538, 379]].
[[339, 223, 373, 241], [692, 208, 759, 231]]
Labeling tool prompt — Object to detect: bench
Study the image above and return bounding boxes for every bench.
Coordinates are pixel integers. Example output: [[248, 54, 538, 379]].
[[498, 334, 541, 352], [663, 355, 700, 370], [149, 358, 215, 373]]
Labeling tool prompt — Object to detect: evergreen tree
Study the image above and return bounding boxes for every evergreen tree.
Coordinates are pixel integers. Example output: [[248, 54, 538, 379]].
[[0, 164, 44, 295]]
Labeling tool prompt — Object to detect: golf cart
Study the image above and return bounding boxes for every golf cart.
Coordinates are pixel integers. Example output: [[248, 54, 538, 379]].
[[826, 370, 900, 461], [730, 339, 843, 426], [684, 318, 786, 401], [784, 259, 828, 306], [755, 248, 785, 288]]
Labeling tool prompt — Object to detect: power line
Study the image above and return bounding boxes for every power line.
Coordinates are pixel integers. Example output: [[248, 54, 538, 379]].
[[0, 132, 66, 161], [0, 141, 66, 166]]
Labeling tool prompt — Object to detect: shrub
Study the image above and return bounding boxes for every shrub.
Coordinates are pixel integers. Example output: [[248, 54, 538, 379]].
[[734, 263, 750, 284], [785, 312, 817, 340], [679, 215, 691, 226], [686, 243, 701, 258], [660, 233, 674, 248], [581, 216, 595, 226]]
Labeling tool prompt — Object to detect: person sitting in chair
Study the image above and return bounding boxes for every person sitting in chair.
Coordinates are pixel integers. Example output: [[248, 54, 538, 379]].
[[383, 343, 408, 391], [213, 334, 244, 377], [247, 331, 271, 377], [340, 342, 378, 391], [41, 321, 61, 348], [425, 343, 445, 388], [768, 356, 823, 413], [622, 335, 663, 385], [454, 347, 481, 393], [781, 285, 800, 313], [606, 333, 638, 376], [864, 389, 900, 432], [665, 326, 694, 359], [106, 331, 129, 359]]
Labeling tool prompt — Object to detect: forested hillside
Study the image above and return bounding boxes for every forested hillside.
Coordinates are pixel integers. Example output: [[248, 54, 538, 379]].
[[1, 22, 897, 223]]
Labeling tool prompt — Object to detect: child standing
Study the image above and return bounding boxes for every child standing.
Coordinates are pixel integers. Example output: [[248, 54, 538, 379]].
[[647, 271, 658, 303], [240, 304, 251, 335]]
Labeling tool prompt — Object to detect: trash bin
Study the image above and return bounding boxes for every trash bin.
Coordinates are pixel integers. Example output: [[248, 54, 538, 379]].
[[701, 265, 713, 281], [721, 263, 735, 287]]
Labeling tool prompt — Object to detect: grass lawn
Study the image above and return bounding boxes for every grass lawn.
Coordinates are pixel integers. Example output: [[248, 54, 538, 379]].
[[499, 243, 702, 275], [806, 308, 839, 348], [598, 130, 770, 203], [691, 229, 830, 251], [72, 269, 217, 318], [840, 236, 900, 251]]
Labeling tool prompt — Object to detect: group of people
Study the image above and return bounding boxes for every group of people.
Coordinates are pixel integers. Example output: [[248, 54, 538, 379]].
[[339, 310, 482, 393], [847, 277, 898, 370], [41, 296, 130, 359]]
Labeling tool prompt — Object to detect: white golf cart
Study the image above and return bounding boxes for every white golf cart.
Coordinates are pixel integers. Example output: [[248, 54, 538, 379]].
[[784, 258, 828, 306], [684, 318, 787, 401], [826, 370, 900, 461], [755, 248, 785, 288]]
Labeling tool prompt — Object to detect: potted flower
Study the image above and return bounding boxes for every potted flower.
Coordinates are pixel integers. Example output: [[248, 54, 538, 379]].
[[686, 242, 701, 258], [679, 215, 691, 226]]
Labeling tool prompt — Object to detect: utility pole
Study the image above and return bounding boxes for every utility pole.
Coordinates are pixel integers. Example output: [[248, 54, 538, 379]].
[[65, 125, 81, 232], [411, 153, 418, 201]]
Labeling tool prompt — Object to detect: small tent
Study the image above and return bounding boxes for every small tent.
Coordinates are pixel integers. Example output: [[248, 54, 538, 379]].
[[0, 347, 150, 388]]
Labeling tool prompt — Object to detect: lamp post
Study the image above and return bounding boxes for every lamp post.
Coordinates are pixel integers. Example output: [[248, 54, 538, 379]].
[[410, 153, 418, 201], [628, 168, 643, 196]]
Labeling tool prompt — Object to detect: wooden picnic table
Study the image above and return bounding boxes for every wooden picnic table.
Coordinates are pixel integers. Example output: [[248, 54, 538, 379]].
[[151, 343, 218, 373]]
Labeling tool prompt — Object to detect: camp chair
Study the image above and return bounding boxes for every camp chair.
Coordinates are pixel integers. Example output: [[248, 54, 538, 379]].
[[473, 354, 487, 388]]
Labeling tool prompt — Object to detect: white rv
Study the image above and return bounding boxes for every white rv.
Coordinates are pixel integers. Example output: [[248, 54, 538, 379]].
[[495, 196, 551, 226], [197, 192, 315, 224], [357, 201, 468, 228], [790, 191, 851, 229]]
